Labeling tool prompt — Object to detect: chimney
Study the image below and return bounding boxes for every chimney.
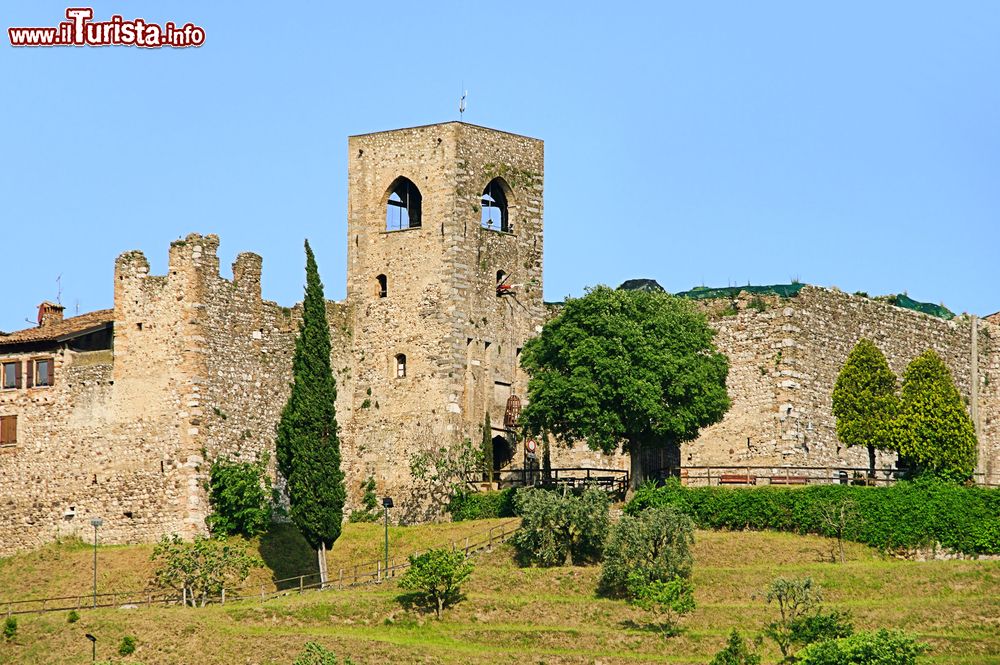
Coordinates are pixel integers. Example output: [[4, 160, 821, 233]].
[[38, 301, 65, 327]]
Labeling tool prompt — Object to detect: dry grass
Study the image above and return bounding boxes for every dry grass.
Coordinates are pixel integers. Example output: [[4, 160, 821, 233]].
[[0, 526, 997, 664]]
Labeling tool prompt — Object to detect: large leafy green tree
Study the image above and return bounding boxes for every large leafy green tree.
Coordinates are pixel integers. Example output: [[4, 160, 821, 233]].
[[519, 286, 729, 486], [892, 349, 977, 482], [832, 338, 898, 477], [276, 240, 346, 585]]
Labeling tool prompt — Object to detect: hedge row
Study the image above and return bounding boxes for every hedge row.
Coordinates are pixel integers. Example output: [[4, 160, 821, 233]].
[[626, 478, 1000, 555], [448, 488, 518, 521]]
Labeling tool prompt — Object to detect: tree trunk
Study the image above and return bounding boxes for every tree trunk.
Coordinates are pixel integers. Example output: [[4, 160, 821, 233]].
[[318, 542, 328, 589], [867, 444, 876, 479], [630, 441, 644, 489], [436, 595, 444, 619]]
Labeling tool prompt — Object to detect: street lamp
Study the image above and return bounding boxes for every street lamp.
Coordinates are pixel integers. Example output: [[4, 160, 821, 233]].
[[85, 633, 97, 663], [90, 518, 103, 608], [381, 497, 393, 577]]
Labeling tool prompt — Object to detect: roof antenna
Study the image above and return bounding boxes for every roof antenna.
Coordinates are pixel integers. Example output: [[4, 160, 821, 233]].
[[459, 86, 467, 121], [56, 274, 63, 305]]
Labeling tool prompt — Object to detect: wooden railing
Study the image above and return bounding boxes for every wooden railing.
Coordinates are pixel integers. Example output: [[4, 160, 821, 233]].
[[1, 519, 520, 617], [658, 465, 999, 488]]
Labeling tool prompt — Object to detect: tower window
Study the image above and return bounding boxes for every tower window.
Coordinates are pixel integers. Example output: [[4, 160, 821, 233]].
[[376, 274, 387, 298], [385, 177, 422, 230], [481, 178, 510, 232], [496, 270, 513, 296], [395, 354, 407, 378]]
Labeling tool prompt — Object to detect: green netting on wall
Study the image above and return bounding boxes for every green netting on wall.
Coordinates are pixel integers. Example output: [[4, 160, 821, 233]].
[[674, 283, 806, 300], [884, 294, 955, 320]]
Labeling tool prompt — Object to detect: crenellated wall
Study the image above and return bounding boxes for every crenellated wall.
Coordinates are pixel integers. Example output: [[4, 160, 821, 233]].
[[685, 286, 999, 483]]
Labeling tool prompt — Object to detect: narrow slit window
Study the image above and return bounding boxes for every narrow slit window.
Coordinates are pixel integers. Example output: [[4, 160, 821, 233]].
[[395, 353, 407, 378], [481, 178, 510, 232], [376, 274, 388, 298], [385, 177, 422, 230]]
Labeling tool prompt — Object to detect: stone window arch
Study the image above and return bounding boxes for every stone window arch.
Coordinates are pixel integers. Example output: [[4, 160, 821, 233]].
[[376, 274, 387, 298], [385, 176, 422, 230], [395, 353, 407, 378], [481, 178, 511, 232]]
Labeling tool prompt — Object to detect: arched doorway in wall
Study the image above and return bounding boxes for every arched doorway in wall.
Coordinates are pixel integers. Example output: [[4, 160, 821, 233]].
[[492, 434, 514, 472]]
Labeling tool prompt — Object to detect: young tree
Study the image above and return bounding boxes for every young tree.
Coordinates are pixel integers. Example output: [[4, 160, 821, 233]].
[[797, 630, 927, 665], [599, 505, 694, 598], [150, 535, 261, 607], [710, 629, 761, 665], [410, 437, 484, 510], [832, 338, 898, 477], [520, 286, 729, 487], [398, 548, 474, 619], [276, 240, 346, 585], [761, 577, 853, 663], [892, 349, 977, 482]]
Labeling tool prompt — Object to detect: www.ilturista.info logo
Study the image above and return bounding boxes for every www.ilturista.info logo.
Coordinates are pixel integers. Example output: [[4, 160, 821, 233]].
[[8, 8, 205, 48]]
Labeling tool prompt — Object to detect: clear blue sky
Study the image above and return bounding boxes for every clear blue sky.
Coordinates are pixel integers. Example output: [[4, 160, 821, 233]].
[[2, 1, 998, 332]]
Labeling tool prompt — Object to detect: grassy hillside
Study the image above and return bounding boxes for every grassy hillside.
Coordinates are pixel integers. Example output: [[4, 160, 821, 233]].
[[0, 525, 997, 664]]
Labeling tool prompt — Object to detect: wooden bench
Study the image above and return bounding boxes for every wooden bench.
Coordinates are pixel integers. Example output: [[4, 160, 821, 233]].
[[769, 475, 809, 485], [718, 474, 756, 485]]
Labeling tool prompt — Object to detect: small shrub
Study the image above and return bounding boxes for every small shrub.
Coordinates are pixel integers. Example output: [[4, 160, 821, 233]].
[[710, 629, 761, 665], [797, 629, 928, 665], [512, 488, 609, 566], [67, 610, 80, 623], [748, 296, 767, 312], [293, 641, 355, 665], [626, 572, 695, 637], [3, 616, 16, 641], [118, 635, 137, 656], [398, 548, 474, 619], [348, 476, 379, 523], [205, 454, 272, 537], [599, 505, 694, 598], [761, 577, 853, 662], [447, 488, 517, 521]]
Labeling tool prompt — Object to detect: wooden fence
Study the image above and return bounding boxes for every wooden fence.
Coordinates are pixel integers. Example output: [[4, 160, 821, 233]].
[[2, 519, 519, 617]]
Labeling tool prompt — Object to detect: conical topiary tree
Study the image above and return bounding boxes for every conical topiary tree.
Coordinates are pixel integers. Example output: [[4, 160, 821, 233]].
[[276, 240, 345, 585], [892, 349, 977, 482], [832, 338, 899, 477]]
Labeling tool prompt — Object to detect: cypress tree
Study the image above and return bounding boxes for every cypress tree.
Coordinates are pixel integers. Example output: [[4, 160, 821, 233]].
[[892, 349, 977, 482], [482, 413, 494, 484], [276, 240, 345, 584], [831, 338, 899, 477]]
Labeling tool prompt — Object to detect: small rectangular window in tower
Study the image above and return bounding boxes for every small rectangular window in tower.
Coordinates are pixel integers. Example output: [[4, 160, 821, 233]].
[[34, 358, 53, 387], [1, 361, 20, 390], [376, 274, 387, 298], [395, 353, 407, 378], [0, 415, 16, 446]]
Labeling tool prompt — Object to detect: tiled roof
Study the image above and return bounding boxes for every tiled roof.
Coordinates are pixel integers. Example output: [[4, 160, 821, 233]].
[[0, 309, 114, 347]]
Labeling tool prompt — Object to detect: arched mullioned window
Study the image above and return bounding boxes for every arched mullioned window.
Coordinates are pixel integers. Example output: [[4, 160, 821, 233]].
[[385, 177, 422, 230], [481, 178, 510, 232], [376, 274, 387, 298]]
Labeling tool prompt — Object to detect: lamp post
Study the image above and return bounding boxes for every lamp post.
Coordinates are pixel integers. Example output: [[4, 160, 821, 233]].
[[90, 517, 103, 608], [381, 497, 393, 576], [85, 633, 97, 663]]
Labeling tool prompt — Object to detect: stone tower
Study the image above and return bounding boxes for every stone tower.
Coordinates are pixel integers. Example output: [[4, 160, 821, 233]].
[[345, 122, 545, 512]]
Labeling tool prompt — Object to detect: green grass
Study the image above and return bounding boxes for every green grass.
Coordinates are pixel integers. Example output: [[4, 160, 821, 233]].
[[0, 525, 997, 664]]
